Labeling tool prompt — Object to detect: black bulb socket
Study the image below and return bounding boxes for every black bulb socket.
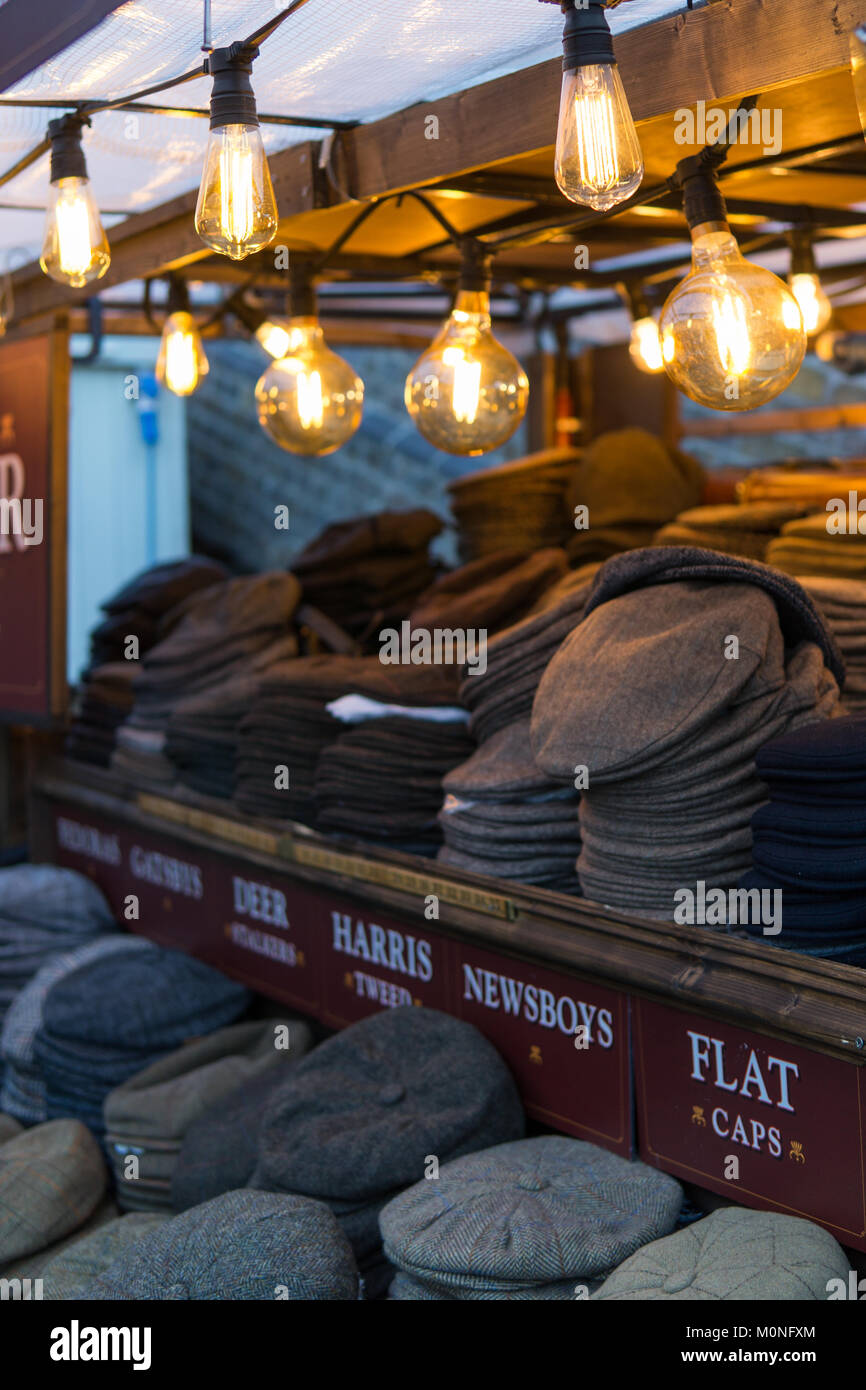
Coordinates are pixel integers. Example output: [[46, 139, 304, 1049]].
[[206, 42, 261, 130], [288, 263, 317, 318], [790, 232, 818, 279], [676, 157, 729, 231], [48, 113, 90, 184], [561, 1, 615, 71], [457, 240, 493, 294]]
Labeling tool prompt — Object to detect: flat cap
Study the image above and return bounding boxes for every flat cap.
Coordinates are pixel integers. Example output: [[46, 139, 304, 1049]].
[[380, 1135, 682, 1291], [592, 1207, 850, 1300], [252, 1007, 525, 1204], [0, 1119, 107, 1264], [87, 1191, 360, 1300], [43, 1213, 169, 1299]]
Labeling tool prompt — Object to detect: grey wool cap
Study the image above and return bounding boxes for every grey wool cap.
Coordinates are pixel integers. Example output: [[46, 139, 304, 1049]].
[[86, 1191, 360, 1300], [591, 1207, 850, 1300], [0, 1119, 107, 1265], [251, 1007, 525, 1205], [0, 1112, 22, 1145], [43, 1213, 170, 1299], [380, 1135, 682, 1292]]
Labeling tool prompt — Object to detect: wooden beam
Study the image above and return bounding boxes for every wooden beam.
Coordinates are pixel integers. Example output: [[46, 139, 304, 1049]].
[[682, 402, 866, 436]]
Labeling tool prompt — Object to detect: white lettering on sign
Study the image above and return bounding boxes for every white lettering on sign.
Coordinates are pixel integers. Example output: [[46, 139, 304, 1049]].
[[228, 921, 297, 965], [0, 453, 43, 551], [330, 911, 433, 982], [352, 970, 414, 1008], [129, 846, 203, 899], [710, 1106, 783, 1158], [687, 1031, 800, 1112], [56, 816, 122, 865], [232, 876, 289, 929], [461, 964, 614, 1047]]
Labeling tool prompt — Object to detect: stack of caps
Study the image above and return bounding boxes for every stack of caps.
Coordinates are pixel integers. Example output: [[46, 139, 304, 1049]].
[[653, 502, 808, 562], [0, 866, 115, 1049], [0, 1119, 108, 1275], [315, 693, 474, 856], [87, 556, 228, 668], [32, 941, 250, 1138], [65, 665, 135, 768], [383, 1135, 682, 1300], [767, 512, 866, 579], [235, 656, 462, 829], [566, 430, 704, 567], [531, 549, 844, 920], [111, 573, 300, 790], [798, 577, 866, 712], [290, 509, 442, 646], [103, 1019, 312, 1213], [458, 567, 598, 744], [73, 1191, 361, 1301], [592, 1207, 850, 1301], [250, 1007, 525, 1298], [739, 466, 866, 511], [1, 935, 148, 1125], [448, 450, 579, 563], [739, 714, 866, 961], [408, 548, 567, 637], [438, 720, 581, 892]]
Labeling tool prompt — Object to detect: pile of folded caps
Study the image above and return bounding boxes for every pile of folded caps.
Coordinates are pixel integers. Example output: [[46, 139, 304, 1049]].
[[566, 429, 704, 567], [738, 465, 866, 511], [1, 935, 144, 1125], [235, 655, 462, 830], [64, 664, 136, 768], [653, 502, 808, 562], [766, 510, 866, 579], [383, 1135, 683, 1300], [87, 556, 228, 668], [592, 1207, 850, 1301], [738, 713, 866, 962], [447, 449, 579, 564], [458, 566, 598, 744], [103, 1018, 312, 1213], [531, 548, 845, 920], [31, 940, 250, 1137], [0, 866, 116, 1048], [438, 719, 582, 892], [249, 1007, 525, 1299], [315, 699, 475, 856], [290, 509, 443, 646], [797, 576, 866, 712], [407, 547, 567, 638], [111, 572, 300, 790]]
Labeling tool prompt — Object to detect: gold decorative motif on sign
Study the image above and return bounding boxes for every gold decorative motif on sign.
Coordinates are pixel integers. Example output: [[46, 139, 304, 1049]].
[[789, 1140, 806, 1164], [413, 998, 422, 1006], [344, 972, 354, 990], [691, 1106, 706, 1126], [162, 896, 172, 912], [529, 1045, 543, 1065], [297, 950, 305, 967]]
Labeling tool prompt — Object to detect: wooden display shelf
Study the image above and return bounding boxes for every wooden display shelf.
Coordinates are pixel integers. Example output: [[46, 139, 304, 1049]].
[[28, 758, 866, 1252]]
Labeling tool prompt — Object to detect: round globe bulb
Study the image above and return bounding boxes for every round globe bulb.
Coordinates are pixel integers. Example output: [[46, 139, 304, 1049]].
[[788, 272, 832, 337], [255, 319, 364, 455]]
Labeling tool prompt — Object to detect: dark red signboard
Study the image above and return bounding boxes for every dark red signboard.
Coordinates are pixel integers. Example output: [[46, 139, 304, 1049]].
[[319, 896, 451, 1026], [634, 997, 866, 1250], [0, 329, 68, 721], [454, 940, 631, 1153]]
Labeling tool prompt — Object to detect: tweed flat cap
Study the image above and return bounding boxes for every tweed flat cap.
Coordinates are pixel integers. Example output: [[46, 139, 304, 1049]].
[[565, 430, 703, 529], [0, 1195, 119, 1283], [252, 1007, 525, 1205], [43, 1213, 169, 1299], [87, 1191, 360, 1300], [0, 1119, 107, 1264], [388, 1270, 595, 1300], [105, 1019, 312, 1211], [582, 547, 844, 682], [592, 1207, 849, 1300], [381, 1136, 682, 1292]]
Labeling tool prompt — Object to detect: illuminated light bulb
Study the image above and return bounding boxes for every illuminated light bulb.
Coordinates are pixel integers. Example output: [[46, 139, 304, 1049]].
[[787, 233, 832, 336], [156, 312, 209, 398], [255, 320, 364, 456], [40, 115, 110, 288], [659, 162, 805, 411], [254, 318, 292, 359], [195, 44, 278, 261], [629, 315, 664, 374], [554, 1, 643, 210], [405, 245, 528, 456]]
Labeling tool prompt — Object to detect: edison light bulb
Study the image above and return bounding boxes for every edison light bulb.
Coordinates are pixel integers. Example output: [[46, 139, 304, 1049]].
[[555, 64, 643, 210], [40, 177, 110, 288], [196, 124, 278, 260], [255, 317, 292, 359], [156, 312, 209, 397], [659, 225, 806, 411], [788, 273, 832, 336], [629, 315, 664, 374], [255, 320, 363, 455], [405, 290, 528, 456]]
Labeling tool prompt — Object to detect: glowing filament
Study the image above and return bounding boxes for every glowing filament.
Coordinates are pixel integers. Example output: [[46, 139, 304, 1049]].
[[56, 194, 93, 277], [712, 292, 751, 376], [296, 370, 324, 430], [575, 91, 618, 195]]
